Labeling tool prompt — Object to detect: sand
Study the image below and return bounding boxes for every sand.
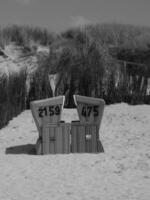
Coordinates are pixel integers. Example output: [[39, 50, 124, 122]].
[[0, 103, 150, 200]]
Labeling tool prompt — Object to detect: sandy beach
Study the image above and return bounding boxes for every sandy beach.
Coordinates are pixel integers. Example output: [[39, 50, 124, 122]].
[[0, 103, 150, 200]]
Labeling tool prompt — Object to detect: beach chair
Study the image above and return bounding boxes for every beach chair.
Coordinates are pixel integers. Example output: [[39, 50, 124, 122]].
[[71, 95, 105, 153], [30, 96, 70, 154]]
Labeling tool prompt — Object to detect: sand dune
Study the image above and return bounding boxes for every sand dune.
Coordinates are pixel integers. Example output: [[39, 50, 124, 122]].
[[0, 43, 47, 78], [0, 103, 150, 200]]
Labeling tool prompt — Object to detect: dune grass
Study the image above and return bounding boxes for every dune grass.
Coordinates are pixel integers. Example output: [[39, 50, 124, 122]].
[[1, 23, 150, 128], [0, 70, 26, 129]]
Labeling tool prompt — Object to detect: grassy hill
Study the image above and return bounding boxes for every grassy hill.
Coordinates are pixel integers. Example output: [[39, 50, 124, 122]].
[[0, 24, 57, 49], [1, 23, 150, 128], [62, 23, 150, 50]]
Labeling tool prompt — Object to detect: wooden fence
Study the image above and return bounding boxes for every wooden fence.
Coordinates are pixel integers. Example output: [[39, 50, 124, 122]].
[[106, 60, 150, 104]]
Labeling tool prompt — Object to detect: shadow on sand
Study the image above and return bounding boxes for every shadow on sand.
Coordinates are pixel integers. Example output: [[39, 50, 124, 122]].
[[6, 144, 36, 155], [6, 142, 104, 155]]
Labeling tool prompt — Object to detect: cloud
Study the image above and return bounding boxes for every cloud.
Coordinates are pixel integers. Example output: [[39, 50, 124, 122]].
[[15, 0, 33, 5], [70, 16, 91, 27]]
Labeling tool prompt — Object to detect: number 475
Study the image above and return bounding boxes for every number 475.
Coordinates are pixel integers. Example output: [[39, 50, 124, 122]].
[[81, 105, 99, 117]]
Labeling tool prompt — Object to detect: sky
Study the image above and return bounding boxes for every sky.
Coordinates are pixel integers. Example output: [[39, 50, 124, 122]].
[[0, 0, 150, 33]]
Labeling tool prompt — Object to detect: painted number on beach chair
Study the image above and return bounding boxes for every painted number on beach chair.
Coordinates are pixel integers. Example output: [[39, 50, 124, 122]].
[[38, 105, 61, 118], [81, 105, 99, 117]]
